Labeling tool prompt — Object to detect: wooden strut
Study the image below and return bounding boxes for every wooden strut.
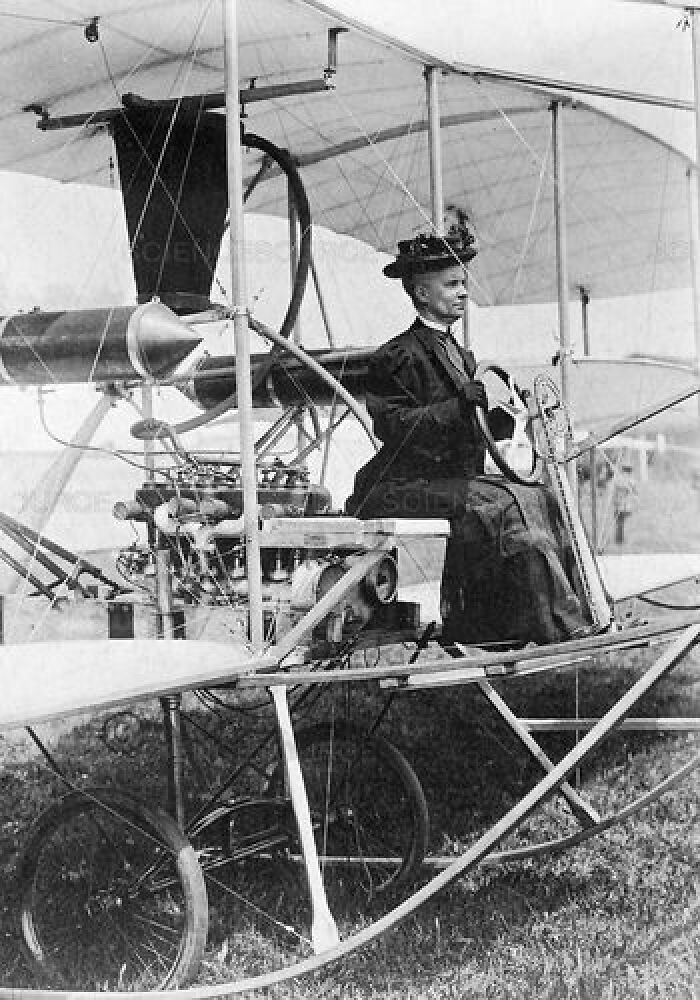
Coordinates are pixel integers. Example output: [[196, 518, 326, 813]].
[[476, 677, 601, 828], [444, 633, 602, 830], [269, 686, 339, 952]]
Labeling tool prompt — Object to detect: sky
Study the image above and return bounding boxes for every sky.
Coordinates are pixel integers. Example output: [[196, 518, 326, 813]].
[[333, 0, 696, 153], [0, 0, 698, 454]]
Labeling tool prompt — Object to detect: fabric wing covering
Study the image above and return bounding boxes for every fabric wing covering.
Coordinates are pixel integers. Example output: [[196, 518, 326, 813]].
[[0, 0, 692, 308]]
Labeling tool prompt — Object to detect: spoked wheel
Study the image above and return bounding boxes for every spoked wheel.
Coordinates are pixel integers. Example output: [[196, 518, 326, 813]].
[[279, 720, 430, 898], [18, 788, 208, 990], [188, 719, 429, 985]]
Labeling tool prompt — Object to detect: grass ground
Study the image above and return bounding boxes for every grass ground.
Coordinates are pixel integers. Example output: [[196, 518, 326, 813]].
[[0, 441, 699, 997]]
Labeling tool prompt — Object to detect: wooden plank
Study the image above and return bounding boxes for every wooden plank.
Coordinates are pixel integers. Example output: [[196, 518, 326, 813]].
[[260, 516, 450, 550], [521, 717, 700, 732], [252, 612, 700, 687]]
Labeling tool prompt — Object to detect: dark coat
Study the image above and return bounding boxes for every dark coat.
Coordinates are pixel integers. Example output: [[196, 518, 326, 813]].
[[346, 318, 590, 644], [346, 319, 485, 517]]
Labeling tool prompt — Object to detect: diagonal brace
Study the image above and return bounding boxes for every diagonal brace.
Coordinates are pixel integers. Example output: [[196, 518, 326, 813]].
[[476, 677, 600, 828]]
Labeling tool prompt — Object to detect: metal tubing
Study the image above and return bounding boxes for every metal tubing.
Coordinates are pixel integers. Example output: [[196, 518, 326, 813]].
[[551, 102, 575, 488], [161, 694, 186, 829], [687, 163, 700, 419], [687, 166, 700, 348], [467, 67, 695, 112], [579, 286, 598, 548], [250, 321, 377, 441], [692, 10, 700, 370], [34, 79, 332, 130], [461, 272, 471, 350], [223, 0, 264, 646], [155, 548, 186, 828], [425, 66, 445, 235], [580, 287, 590, 355], [426, 65, 470, 346], [288, 178, 302, 346], [141, 384, 156, 480], [288, 175, 305, 454], [310, 256, 336, 348]]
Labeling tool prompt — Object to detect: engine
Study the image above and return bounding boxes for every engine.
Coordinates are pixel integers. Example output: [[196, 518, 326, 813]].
[[113, 457, 409, 647]]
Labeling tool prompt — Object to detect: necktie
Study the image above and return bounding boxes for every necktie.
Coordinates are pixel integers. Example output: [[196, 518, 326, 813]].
[[440, 334, 467, 377]]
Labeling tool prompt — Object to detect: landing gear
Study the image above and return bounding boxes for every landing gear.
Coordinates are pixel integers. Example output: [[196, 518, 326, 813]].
[[18, 788, 208, 990]]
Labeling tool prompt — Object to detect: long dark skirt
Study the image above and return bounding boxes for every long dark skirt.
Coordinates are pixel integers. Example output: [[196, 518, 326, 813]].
[[347, 474, 590, 645]]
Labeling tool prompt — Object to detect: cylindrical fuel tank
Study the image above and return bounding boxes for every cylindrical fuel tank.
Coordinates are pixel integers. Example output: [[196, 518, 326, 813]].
[[0, 301, 200, 384], [183, 348, 373, 409]]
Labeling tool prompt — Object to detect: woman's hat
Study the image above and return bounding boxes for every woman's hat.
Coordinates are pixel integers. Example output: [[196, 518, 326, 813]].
[[383, 226, 477, 279]]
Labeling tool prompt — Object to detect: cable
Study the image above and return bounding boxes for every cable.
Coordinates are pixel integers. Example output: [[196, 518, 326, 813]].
[[638, 594, 700, 611]]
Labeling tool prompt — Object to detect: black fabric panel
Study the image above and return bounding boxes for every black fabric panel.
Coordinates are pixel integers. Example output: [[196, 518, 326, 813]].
[[112, 106, 227, 313]]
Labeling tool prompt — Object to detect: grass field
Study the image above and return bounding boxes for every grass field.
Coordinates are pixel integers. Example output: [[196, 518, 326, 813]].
[[0, 440, 699, 997]]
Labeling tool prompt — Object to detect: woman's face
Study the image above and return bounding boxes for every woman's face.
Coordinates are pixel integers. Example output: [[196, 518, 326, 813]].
[[413, 265, 467, 326]]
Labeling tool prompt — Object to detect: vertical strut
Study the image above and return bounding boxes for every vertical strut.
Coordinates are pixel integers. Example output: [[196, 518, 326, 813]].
[[155, 548, 186, 828], [687, 164, 700, 418], [223, 0, 263, 646], [579, 286, 598, 550], [425, 65, 444, 236], [691, 11, 700, 406]]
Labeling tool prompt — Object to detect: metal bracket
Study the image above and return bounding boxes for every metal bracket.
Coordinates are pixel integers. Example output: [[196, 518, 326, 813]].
[[28, 74, 334, 131], [325, 27, 347, 79]]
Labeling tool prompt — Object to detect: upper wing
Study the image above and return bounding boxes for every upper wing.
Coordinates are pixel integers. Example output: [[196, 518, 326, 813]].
[[0, 0, 692, 307]]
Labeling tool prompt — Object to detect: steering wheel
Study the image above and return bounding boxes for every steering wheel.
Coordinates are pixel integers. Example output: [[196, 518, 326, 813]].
[[473, 364, 544, 486]]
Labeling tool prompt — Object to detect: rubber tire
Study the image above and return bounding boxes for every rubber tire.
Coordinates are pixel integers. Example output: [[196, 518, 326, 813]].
[[272, 720, 430, 894], [18, 787, 208, 990]]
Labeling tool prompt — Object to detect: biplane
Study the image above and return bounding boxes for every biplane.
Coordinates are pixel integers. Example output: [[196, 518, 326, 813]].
[[0, 0, 698, 995]]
